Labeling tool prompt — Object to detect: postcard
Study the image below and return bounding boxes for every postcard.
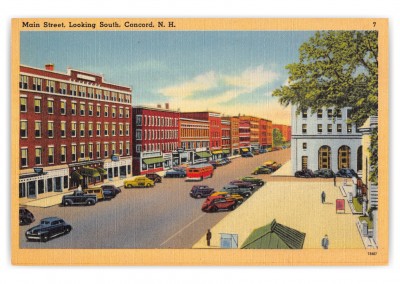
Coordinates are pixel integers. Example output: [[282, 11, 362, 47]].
[[11, 18, 388, 265]]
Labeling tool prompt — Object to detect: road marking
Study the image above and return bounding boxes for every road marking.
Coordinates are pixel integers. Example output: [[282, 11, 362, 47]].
[[160, 212, 207, 247]]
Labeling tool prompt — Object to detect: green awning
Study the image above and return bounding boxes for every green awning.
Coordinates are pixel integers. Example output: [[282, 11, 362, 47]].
[[71, 170, 83, 180], [241, 219, 306, 249], [222, 149, 230, 154], [96, 167, 107, 176], [195, 151, 211, 158], [143, 157, 165, 165], [212, 150, 223, 155], [80, 167, 100, 178]]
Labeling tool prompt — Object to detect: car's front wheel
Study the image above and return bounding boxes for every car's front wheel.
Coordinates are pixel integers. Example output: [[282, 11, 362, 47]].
[[64, 200, 71, 206], [41, 234, 49, 242], [64, 226, 72, 234], [196, 194, 202, 199], [86, 200, 93, 206]]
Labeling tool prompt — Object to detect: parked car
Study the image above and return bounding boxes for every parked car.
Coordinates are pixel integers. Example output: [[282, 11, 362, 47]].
[[222, 157, 231, 164], [145, 173, 162, 183], [222, 184, 252, 198], [240, 176, 265, 186], [229, 180, 255, 190], [252, 150, 260, 155], [294, 169, 316, 178], [263, 160, 282, 171], [201, 195, 237, 212], [101, 184, 122, 194], [208, 160, 218, 169], [189, 185, 215, 198], [19, 208, 35, 226], [336, 168, 358, 178], [83, 187, 114, 200], [241, 152, 254, 158], [314, 169, 336, 178], [62, 191, 98, 206], [102, 188, 117, 198], [259, 149, 267, 154], [252, 166, 273, 175], [164, 168, 187, 178], [211, 191, 244, 204], [124, 176, 155, 188], [216, 159, 228, 167], [25, 217, 72, 242]]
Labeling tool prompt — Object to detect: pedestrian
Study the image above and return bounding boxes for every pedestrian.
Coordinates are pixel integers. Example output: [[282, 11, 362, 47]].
[[334, 175, 336, 187], [206, 229, 212, 247], [321, 191, 326, 204], [321, 234, 329, 249]]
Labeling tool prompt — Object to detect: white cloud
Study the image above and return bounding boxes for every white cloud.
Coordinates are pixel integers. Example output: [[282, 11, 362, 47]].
[[223, 65, 279, 91]]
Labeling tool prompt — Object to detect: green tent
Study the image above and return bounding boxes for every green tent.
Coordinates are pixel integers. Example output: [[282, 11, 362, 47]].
[[241, 219, 306, 249]]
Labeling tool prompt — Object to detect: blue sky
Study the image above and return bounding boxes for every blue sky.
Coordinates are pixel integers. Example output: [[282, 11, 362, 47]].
[[21, 31, 315, 124]]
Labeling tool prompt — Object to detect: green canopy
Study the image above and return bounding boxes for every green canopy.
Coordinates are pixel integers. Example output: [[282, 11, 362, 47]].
[[222, 149, 230, 154], [143, 157, 165, 165], [80, 167, 100, 178], [96, 167, 107, 176], [241, 219, 306, 249], [71, 170, 83, 180], [195, 151, 211, 158]]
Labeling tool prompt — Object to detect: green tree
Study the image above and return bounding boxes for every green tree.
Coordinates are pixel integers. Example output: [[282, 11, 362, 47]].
[[273, 128, 284, 146]]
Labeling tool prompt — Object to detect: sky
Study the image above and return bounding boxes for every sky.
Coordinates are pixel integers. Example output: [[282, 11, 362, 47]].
[[21, 31, 315, 125]]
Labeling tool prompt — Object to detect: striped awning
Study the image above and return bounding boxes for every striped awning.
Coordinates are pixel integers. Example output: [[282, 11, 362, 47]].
[[143, 157, 165, 165], [195, 151, 212, 158], [80, 167, 100, 178]]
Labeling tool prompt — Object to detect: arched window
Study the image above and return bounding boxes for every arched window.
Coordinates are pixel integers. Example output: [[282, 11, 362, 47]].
[[338, 145, 351, 169], [318, 146, 331, 169]]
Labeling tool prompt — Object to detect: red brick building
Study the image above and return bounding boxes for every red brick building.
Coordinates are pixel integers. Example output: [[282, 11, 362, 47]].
[[221, 119, 231, 156], [132, 105, 180, 175], [239, 120, 251, 153], [179, 117, 210, 164], [19, 64, 133, 199]]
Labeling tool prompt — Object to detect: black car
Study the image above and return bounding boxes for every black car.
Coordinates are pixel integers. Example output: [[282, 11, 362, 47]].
[[229, 180, 255, 190], [208, 160, 218, 169], [145, 173, 162, 183], [314, 169, 336, 178], [101, 184, 121, 194], [19, 208, 35, 225], [294, 169, 316, 178], [222, 184, 252, 198], [25, 217, 72, 242], [241, 152, 254, 158], [102, 188, 117, 199], [190, 185, 215, 198], [336, 168, 358, 178], [164, 168, 187, 178]]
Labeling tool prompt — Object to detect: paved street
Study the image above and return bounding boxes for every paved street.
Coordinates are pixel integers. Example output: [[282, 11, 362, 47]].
[[20, 149, 290, 249]]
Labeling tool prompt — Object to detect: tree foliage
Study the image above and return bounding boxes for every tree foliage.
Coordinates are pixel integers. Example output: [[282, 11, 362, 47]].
[[273, 128, 284, 146], [273, 31, 378, 127], [369, 128, 378, 184]]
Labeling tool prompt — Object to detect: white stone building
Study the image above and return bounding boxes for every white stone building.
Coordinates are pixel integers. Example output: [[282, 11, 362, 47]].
[[291, 106, 362, 174]]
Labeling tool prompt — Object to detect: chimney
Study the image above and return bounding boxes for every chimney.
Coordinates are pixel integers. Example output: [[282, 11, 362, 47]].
[[157, 104, 162, 108], [45, 63, 54, 71], [165, 103, 169, 110]]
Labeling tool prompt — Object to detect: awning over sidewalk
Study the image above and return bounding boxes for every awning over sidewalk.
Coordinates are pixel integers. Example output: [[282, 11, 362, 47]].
[[241, 219, 306, 249], [143, 157, 165, 165], [241, 148, 249, 152], [195, 151, 211, 158], [80, 167, 100, 178], [212, 150, 223, 155], [222, 149, 230, 154], [71, 170, 83, 181], [96, 167, 107, 176]]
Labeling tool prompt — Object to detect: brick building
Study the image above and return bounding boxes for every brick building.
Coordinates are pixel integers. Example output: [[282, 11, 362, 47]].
[[19, 64, 132, 199], [222, 116, 240, 155], [132, 105, 180, 175], [239, 116, 260, 151], [239, 120, 251, 153], [221, 119, 231, 156], [179, 117, 210, 164]]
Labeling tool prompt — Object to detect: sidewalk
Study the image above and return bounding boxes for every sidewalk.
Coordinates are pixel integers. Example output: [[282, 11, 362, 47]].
[[271, 161, 292, 177]]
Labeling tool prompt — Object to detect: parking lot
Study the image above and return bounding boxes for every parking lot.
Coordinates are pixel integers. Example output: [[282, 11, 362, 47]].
[[19, 149, 290, 249]]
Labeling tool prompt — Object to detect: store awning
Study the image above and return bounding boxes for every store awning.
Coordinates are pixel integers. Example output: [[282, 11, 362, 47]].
[[212, 150, 223, 155], [241, 219, 306, 249], [96, 167, 107, 176], [195, 151, 212, 158], [71, 170, 83, 180], [80, 167, 100, 178], [143, 157, 165, 165], [222, 149, 230, 154], [241, 148, 249, 152]]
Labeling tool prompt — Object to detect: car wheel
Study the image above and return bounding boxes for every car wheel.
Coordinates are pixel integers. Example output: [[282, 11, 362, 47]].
[[41, 234, 49, 242], [230, 204, 237, 211], [259, 182, 264, 186], [64, 226, 72, 234], [245, 193, 251, 198], [146, 183, 151, 188], [64, 200, 71, 206], [86, 200, 93, 206], [236, 200, 243, 205], [212, 206, 219, 212], [127, 184, 133, 188], [254, 171, 258, 175], [24, 218, 31, 225]]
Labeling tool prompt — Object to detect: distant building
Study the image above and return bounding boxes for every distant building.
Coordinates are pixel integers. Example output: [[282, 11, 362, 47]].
[[238, 119, 251, 153], [222, 116, 240, 155], [291, 106, 362, 174], [179, 117, 210, 164], [272, 124, 292, 143]]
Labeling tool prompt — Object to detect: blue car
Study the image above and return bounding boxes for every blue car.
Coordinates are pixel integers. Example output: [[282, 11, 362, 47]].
[[164, 167, 187, 178], [241, 152, 254, 158]]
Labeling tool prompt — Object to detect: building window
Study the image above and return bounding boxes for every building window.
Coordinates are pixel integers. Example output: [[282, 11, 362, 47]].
[[112, 142, 116, 155], [301, 156, 308, 170], [104, 106, 109, 117], [71, 145, 77, 162], [136, 115, 142, 126], [126, 142, 130, 155], [119, 142, 123, 155], [88, 143, 93, 159], [88, 122, 93, 137], [302, 143, 307, 150], [125, 108, 130, 118], [80, 103, 85, 116], [46, 80, 55, 93], [112, 106, 116, 118], [20, 120, 28, 138], [70, 85, 77, 96], [20, 97, 27, 112], [347, 124, 352, 133], [48, 147, 54, 164], [48, 121, 54, 138], [60, 100, 66, 115], [96, 89, 102, 99], [327, 124, 332, 133], [302, 124, 307, 134], [125, 123, 130, 136], [88, 87, 94, 98], [97, 105, 101, 117], [35, 147, 42, 165], [19, 75, 28, 89], [32, 78, 42, 91], [96, 143, 101, 158], [136, 129, 142, 140], [61, 145, 66, 163], [317, 109, 323, 118], [104, 123, 109, 136], [318, 145, 331, 169], [119, 123, 123, 136], [119, 107, 123, 118], [317, 124, 322, 133], [88, 104, 93, 116], [104, 143, 109, 157], [34, 98, 41, 113], [338, 145, 351, 169], [61, 122, 66, 138], [337, 109, 342, 119], [35, 121, 42, 138], [327, 109, 333, 119], [80, 122, 85, 137], [47, 100, 54, 114], [80, 144, 86, 159], [302, 109, 307, 118], [59, 83, 67, 94], [112, 123, 116, 136], [20, 147, 28, 168], [337, 124, 342, 133], [97, 123, 101, 136], [71, 122, 77, 137]]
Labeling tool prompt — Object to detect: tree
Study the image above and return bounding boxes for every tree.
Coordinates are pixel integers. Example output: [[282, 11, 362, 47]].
[[273, 31, 378, 181], [273, 129, 284, 146]]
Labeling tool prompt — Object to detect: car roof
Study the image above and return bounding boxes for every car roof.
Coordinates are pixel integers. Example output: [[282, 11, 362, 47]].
[[41, 217, 62, 222]]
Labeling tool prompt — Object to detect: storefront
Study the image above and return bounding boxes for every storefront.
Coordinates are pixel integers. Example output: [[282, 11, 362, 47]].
[[240, 147, 250, 154], [104, 155, 132, 180], [69, 160, 107, 189], [163, 152, 173, 170], [211, 149, 223, 160], [222, 149, 231, 157], [194, 149, 211, 163]]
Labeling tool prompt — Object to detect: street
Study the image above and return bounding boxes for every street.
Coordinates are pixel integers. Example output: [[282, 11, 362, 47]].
[[20, 149, 291, 249]]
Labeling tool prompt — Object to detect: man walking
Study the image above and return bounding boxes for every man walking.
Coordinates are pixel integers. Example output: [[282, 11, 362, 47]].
[[321, 191, 326, 204], [321, 234, 329, 249], [206, 229, 212, 247]]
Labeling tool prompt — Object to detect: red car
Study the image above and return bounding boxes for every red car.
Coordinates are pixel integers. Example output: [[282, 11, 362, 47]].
[[201, 195, 237, 212]]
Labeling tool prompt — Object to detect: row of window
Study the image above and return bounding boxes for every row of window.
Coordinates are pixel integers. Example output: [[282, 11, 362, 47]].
[[301, 123, 353, 134], [20, 120, 130, 139], [20, 75, 131, 103], [302, 108, 346, 119], [135, 129, 178, 141], [181, 128, 209, 139], [135, 142, 178, 153], [20, 142, 130, 167], [20, 96, 130, 118], [180, 141, 210, 150], [136, 114, 179, 127]]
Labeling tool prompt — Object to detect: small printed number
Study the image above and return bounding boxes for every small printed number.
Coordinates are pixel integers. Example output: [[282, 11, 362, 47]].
[[373, 22, 376, 27], [368, 252, 377, 256]]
